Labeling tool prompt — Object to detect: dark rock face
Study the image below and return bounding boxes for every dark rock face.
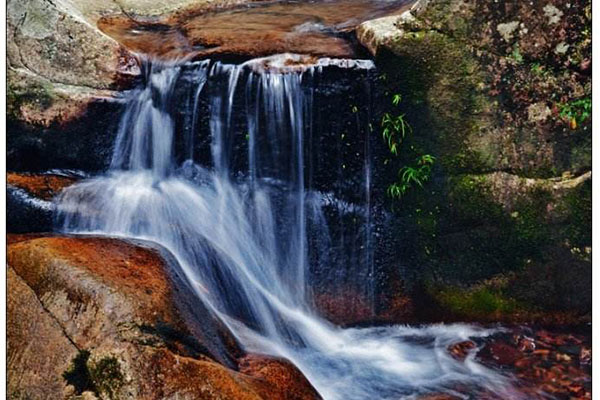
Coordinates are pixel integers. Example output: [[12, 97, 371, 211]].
[[7, 185, 54, 233], [7, 98, 124, 233], [6, 57, 405, 324], [7, 98, 124, 173], [7, 172, 80, 233], [165, 61, 404, 323]]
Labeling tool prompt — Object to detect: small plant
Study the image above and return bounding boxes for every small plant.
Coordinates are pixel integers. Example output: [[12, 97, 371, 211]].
[[381, 94, 435, 199], [387, 155, 436, 198], [382, 112, 412, 155], [530, 62, 550, 77], [558, 97, 591, 129], [510, 45, 524, 63]]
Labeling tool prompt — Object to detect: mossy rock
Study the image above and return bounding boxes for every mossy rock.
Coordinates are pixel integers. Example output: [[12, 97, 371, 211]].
[[426, 279, 526, 320]]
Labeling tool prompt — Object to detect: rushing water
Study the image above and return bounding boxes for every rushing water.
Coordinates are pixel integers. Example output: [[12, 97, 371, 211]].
[[56, 55, 524, 399]]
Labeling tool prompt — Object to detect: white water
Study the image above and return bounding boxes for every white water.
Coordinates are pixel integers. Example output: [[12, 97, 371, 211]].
[[56, 55, 523, 399]]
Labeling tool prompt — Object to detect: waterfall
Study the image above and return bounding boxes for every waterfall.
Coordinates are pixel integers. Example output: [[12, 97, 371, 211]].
[[56, 55, 522, 399]]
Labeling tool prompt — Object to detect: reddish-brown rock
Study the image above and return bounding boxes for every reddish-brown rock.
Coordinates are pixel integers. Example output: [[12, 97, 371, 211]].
[[447, 340, 476, 361], [7, 235, 320, 400], [476, 328, 591, 399], [7, 266, 79, 399], [240, 354, 320, 400], [7, 172, 78, 200], [97, 0, 412, 60]]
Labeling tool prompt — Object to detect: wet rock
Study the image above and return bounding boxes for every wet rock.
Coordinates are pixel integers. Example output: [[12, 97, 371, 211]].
[[8, 235, 319, 399], [239, 354, 321, 400], [7, 185, 54, 233], [7, 172, 80, 232], [357, 0, 590, 323], [8, 172, 79, 200], [97, 0, 413, 60], [480, 341, 521, 367], [313, 291, 376, 326], [7, 98, 123, 172], [476, 327, 591, 398], [447, 340, 476, 361], [517, 336, 536, 353]]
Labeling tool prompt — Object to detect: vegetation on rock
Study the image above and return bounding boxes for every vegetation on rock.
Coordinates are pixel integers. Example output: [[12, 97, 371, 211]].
[[380, 93, 436, 198], [367, 0, 591, 322]]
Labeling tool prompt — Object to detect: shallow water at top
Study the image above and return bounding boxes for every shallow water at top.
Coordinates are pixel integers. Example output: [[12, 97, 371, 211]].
[[98, 0, 413, 59]]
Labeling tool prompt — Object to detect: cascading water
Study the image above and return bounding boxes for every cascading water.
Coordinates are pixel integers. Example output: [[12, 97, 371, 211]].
[[56, 55, 524, 399]]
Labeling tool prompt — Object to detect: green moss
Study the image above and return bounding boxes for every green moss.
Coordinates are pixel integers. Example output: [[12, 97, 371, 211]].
[[431, 282, 525, 318], [7, 79, 55, 121], [511, 188, 553, 249], [373, 0, 590, 318], [89, 356, 124, 400], [557, 179, 592, 248], [447, 175, 503, 221], [378, 27, 493, 177], [62, 351, 124, 399], [405, 174, 568, 285]]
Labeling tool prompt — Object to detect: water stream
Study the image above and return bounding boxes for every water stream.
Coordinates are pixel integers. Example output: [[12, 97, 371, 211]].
[[56, 55, 524, 399]]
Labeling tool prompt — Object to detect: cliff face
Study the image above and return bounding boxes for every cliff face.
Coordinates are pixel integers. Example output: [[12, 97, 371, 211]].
[[358, 0, 591, 321]]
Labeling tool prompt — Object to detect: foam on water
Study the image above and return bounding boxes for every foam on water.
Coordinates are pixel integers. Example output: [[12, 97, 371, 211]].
[[56, 57, 525, 399]]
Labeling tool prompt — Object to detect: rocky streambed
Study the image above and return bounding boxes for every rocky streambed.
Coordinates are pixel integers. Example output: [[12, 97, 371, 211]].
[[8, 234, 591, 399]]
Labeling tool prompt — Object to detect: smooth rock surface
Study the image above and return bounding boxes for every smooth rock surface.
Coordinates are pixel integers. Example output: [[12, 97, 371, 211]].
[[97, 0, 413, 60], [7, 235, 320, 400], [7, 0, 139, 125], [8, 266, 79, 399]]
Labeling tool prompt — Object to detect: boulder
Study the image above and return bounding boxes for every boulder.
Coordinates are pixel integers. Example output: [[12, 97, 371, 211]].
[[7, 0, 139, 126], [356, 0, 591, 323], [95, 0, 413, 60], [7, 235, 320, 399]]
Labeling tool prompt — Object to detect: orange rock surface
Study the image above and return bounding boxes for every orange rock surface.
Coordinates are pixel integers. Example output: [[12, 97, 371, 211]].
[[97, 0, 412, 60], [7, 235, 320, 399], [7, 173, 78, 200]]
